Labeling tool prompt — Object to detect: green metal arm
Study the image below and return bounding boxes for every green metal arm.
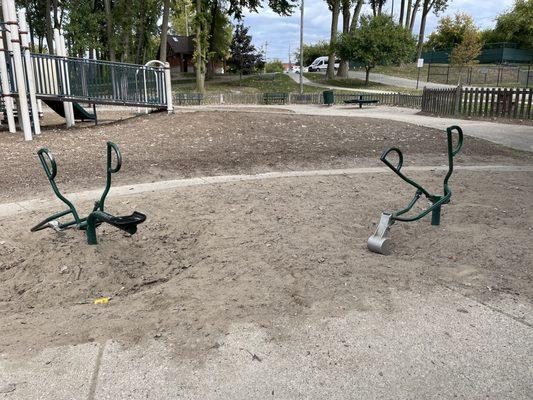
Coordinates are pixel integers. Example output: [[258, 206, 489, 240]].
[[31, 148, 82, 231], [381, 125, 464, 225], [93, 141, 122, 212]]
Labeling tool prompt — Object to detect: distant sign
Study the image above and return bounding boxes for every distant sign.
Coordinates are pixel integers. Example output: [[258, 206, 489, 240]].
[[417, 58, 424, 68]]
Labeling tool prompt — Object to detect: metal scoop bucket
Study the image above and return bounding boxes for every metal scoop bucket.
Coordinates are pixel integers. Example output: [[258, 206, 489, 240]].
[[367, 213, 394, 255]]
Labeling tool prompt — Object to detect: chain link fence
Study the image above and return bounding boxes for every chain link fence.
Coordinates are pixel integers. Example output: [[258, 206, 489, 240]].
[[427, 64, 533, 88]]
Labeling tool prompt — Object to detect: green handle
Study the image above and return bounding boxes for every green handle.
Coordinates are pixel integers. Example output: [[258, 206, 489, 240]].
[[380, 147, 404, 172], [37, 148, 57, 180], [107, 141, 122, 173]]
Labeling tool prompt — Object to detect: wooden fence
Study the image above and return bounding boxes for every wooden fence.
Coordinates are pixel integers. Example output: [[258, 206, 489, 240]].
[[422, 86, 532, 119]]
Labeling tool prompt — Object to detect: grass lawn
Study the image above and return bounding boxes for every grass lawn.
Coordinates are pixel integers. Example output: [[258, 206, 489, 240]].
[[370, 63, 429, 81], [304, 72, 423, 94], [174, 73, 345, 94]]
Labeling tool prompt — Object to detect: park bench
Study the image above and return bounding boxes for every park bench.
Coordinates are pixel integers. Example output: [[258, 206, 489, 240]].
[[344, 95, 379, 108], [175, 92, 204, 105], [263, 92, 288, 105]]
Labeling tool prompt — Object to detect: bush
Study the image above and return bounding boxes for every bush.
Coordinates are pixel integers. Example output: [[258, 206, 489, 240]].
[[265, 60, 284, 73]]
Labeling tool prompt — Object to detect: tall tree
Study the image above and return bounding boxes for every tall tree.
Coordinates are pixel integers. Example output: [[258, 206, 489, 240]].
[[426, 13, 479, 51], [337, 0, 351, 77], [228, 24, 261, 80], [449, 29, 483, 84], [481, 0, 533, 49], [160, 0, 171, 62], [104, 0, 116, 61], [399, 0, 405, 25], [349, 0, 365, 33], [416, 0, 449, 59], [326, 0, 340, 79], [336, 14, 416, 85], [45, 0, 54, 53], [194, 0, 205, 92]]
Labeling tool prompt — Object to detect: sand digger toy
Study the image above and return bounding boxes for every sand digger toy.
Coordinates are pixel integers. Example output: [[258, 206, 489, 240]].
[[368, 125, 464, 255], [31, 141, 146, 245]]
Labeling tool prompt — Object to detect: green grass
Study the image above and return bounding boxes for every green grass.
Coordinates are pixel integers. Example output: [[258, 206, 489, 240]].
[[304, 73, 422, 94], [370, 63, 428, 81], [176, 73, 331, 94]]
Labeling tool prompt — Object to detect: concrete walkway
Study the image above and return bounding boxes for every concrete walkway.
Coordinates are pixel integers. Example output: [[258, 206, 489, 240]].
[[182, 104, 533, 152], [1, 285, 532, 399]]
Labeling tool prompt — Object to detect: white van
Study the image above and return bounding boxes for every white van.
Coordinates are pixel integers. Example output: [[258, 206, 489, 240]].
[[308, 56, 340, 73]]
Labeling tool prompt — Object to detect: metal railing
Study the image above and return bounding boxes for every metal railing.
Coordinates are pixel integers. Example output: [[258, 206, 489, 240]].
[[30, 54, 168, 107]]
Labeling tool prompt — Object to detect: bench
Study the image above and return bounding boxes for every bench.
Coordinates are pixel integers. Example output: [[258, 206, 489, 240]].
[[263, 92, 288, 105], [175, 92, 204, 105], [344, 95, 379, 108]]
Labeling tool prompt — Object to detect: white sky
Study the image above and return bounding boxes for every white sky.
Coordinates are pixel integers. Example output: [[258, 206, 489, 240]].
[[243, 0, 515, 62]]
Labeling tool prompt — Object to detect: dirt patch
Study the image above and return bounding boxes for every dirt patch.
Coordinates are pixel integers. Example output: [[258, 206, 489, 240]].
[[0, 170, 531, 357], [1, 110, 530, 203]]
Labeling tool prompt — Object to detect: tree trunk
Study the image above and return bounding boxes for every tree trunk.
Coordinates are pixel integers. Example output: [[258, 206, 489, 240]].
[[195, 0, 205, 92], [135, 2, 146, 64], [45, 0, 54, 53], [52, 0, 59, 28], [326, 0, 340, 80], [206, 0, 219, 79], [160, 0, 170, 62], [409, 0, 420, 33], [337, 0, 350, 78], [399, 0, 405, 26], [349, 0, 364, 33], [416, 0, 430, 60], [104, 0, 116, 61], [365, 66, 370, 85], [405, 0, 412, 28]]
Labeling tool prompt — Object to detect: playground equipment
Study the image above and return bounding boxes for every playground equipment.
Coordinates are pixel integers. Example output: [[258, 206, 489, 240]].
[[0, 0, 173, 141], [367, 125, 464, 255], [31, 141, 146, 245]]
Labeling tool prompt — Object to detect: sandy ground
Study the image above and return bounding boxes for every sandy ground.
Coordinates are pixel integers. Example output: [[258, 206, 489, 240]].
[[1, 167, 532, 357], [0, 110, 530, 203], [0, 110, 532, 398]]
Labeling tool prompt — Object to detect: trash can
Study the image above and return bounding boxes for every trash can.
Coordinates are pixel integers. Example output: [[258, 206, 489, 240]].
[[323, 90, 334, 106]]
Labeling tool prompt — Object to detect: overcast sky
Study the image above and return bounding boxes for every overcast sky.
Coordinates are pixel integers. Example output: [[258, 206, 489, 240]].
[[242, 0, 515, 62]]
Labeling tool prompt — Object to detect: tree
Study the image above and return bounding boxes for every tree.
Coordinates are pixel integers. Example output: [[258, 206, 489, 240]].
[[449, 30, 483, 84], [159, 0, 171, 62], [336, 0, 351, 77], [104, 0, 116, 61], [416, 0, 449, 59], [335, 14, 416, 85], [265, 60, 284, 73], [482, 0, 533, 49], [297, 41, 330, 66], [326, 0, 340, 79], [370, 0, 387, 15], [426, 13, 479, 51], [229, 24, 261, 80]]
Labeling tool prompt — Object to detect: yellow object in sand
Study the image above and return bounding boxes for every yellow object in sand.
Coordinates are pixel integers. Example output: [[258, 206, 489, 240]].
[[93, 297, 110, 305]]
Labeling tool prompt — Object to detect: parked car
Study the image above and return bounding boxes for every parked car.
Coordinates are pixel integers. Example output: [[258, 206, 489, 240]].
[[289, 65, 308, 73], [308, 56, 339, 73]]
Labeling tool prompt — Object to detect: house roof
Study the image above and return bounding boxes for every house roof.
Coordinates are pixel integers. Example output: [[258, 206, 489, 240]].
[[168, 35, 194, 55]]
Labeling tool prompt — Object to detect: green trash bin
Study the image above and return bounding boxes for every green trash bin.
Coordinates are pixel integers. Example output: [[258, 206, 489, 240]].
[[323, 90, 334, 106]]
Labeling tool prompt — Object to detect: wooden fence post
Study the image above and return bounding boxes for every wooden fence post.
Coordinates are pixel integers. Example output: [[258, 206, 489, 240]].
[[454, 85, 462, 116]]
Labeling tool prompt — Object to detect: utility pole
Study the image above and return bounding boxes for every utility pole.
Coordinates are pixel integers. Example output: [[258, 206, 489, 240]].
[[288, 43, 291, 71], [263, 41, 268, 74], [299, 0, 304, 94]]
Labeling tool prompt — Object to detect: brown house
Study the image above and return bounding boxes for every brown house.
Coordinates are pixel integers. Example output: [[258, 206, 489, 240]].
[[162, 35, 195, 73], [160, 34, 225, 74]]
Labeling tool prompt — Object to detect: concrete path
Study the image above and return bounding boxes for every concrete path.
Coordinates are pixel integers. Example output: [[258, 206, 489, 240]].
[[2, 164, 532, 219], [182, 104, 533, 152], [1, 285, 531, 399]]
